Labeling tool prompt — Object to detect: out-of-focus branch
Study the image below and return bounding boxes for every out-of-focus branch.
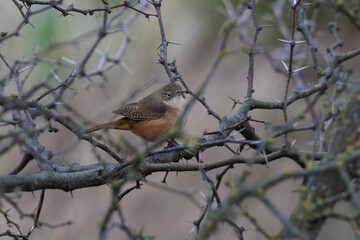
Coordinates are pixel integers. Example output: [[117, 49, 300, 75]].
[[0, 95, 126, 163], [17, 0, 156, 18], [0, 147, 326, 193], [278, 81, 360, 239], [197, 147, 360, 239]]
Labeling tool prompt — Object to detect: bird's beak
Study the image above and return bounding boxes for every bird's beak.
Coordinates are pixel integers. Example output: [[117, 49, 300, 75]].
[[178, 90, 186, 99]]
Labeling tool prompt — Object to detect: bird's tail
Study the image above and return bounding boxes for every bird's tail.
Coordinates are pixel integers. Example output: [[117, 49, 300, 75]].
[[84, 118, 131, 134]]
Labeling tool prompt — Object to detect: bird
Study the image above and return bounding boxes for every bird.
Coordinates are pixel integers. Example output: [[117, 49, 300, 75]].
[[85, 82, 186, 142]]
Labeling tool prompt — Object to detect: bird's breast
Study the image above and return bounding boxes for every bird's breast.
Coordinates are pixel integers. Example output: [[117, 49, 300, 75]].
[[129, 106, 182, 141]]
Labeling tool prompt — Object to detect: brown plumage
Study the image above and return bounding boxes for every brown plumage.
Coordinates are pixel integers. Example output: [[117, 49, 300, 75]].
[[85, 83, 185, 141]]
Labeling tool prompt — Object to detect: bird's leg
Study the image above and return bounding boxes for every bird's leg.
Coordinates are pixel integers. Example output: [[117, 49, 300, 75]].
[[164, 138, 186, 162], [166, 138, 178, 148], [161, 170, 170, 184]]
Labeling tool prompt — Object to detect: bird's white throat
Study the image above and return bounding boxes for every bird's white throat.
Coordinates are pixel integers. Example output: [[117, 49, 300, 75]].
[[166, 95, 186, 110]]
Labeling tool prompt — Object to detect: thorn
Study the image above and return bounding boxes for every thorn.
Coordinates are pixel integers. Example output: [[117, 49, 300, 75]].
[[174, 72, 185, 79], [273, 98, 282, 103], [95, 48, 103, 55], [292, 65, 308, 73], [167, 41, 182, 46], [54, 101, 65, 105], [278, 39, 292, 44], [106, 27, 125, 34], [278, 39, 306, 45], [197, 151, 202, 163], [259, 24, 273, 28], [199, 191, 207, 200], [230, 131, 241, 137], [184, 219, 194, 224], [28, 224, 35, 233], [185, 226, 196, 239], [61, 56, 77, 66], [18, 65, 31, 73], [228, 96, 241, 110], [263, 150, 269, 168], [281, 60, 289, 71], [120, 61, 134, 74], [97, 53, 107, 70], [50, 70, 63, 83], [102, 63, 113, 71]]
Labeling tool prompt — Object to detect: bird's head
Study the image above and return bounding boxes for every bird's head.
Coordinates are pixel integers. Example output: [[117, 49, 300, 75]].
[[159, 83, 186, 109]]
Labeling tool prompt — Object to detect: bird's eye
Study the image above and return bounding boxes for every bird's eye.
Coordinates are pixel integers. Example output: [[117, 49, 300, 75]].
[[166, 92, 173, 98]]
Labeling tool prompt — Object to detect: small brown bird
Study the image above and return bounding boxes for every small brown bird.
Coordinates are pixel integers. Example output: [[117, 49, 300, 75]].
[[85, 83, 186, 141]]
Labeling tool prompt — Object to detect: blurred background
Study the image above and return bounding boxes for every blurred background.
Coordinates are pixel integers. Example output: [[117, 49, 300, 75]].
[[1, 0, 360, 239]]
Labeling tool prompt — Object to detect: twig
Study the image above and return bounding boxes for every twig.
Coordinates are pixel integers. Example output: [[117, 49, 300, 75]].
[[259, 196, 309, 240], [282, 0, 301, 143], [151, 0, 173, 81], [25, 189, 46, 238], [246, 0, 262, 98]]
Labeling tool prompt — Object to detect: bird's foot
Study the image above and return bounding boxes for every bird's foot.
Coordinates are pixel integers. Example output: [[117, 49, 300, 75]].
[[165, 139, 178, 148]]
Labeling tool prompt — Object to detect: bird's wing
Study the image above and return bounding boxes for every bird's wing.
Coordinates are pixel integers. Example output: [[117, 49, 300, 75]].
[[113, 101, 167, 120]]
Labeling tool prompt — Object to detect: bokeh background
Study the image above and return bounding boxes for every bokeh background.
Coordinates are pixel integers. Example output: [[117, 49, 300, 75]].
[[1, 0, 360, 239]]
